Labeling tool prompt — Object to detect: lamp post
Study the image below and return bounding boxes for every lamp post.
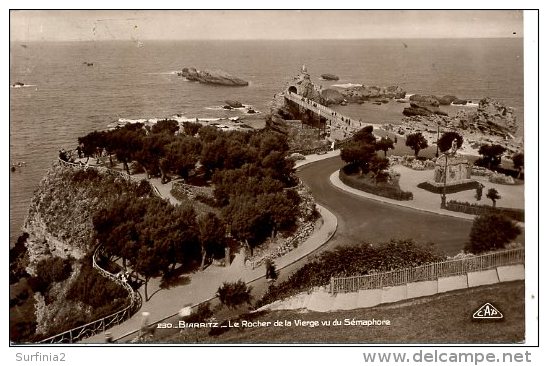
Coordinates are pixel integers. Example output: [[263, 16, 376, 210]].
[[441, 153, 448, 208], [435, 122, 440, 158]]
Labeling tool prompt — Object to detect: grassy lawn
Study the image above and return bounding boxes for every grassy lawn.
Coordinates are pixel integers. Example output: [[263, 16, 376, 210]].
[[161, 281, 524, 344]]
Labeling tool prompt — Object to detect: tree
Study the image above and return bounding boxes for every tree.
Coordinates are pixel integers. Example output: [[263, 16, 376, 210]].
[[376, 136, 394, 157], [486, 188, 501, 207], [260, 150, 295, 185], [198, 125, 221, 143], [200, 138, 228, 179], [151, 119, 179, 135], [133, 245, 163, 301], [183, 122, 202, 136], [512, 152, 524, 179], [216, 280, 252, 308], [256, 192, 299, 237], [340, 141, 377, 175], [222, 194, 269, 246], [352, 125, 376, 144], [368, 155, 390, 183], [109, 125, 145, 174], [197, 213, 226, 270], [477, 144, 506, 170], [163, 136, 202, 179], [405, 132, 429, 157], [437, 131, 463, 153], [168, 204, 200, 270], [135, 133, 171, 181], [465, 214, 521, 254], [77, 130, 105, 162]]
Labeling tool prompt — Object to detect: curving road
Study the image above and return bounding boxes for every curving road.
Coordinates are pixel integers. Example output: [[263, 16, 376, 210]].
[[296, 156, 472, 255]]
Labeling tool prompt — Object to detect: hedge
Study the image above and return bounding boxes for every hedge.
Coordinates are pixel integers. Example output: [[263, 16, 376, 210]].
[[417, 180, 481, 194], [446, 200, 524, 222], [339, 170, 413, 201]]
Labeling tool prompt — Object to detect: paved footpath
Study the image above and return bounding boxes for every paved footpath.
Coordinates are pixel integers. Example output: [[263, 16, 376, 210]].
[[82, 204, 336, 343]]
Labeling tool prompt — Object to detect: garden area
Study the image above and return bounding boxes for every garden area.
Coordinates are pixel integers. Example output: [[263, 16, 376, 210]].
[[339, 126, 413, 200]]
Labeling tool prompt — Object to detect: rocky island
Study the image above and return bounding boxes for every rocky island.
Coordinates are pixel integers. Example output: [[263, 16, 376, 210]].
[[320, 73, 339, 81], [178, 67, 249, 86]]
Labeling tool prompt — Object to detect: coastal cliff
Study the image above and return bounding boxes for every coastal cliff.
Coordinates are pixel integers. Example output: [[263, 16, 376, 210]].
[[23, 162, 151, 274], [12, 162, 149, 340]]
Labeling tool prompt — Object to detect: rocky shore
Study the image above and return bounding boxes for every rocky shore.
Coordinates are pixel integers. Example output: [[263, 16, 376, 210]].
[[383, 97, 522, 159]]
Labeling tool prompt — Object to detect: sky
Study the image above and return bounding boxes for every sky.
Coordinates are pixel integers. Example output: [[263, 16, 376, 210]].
[[10, 10, 523, 42]]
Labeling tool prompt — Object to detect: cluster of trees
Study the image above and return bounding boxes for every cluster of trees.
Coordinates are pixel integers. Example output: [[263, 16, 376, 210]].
[[93, 196, 228, 301], [77, 119, 308, 300], [474, 143, 524, 179], [340, 126, 393, 183], [476, 144, 507, 170], [209, 132, 300, 246], [78, 120, 298, 186], [78, 120, 203, 182], [84, 124, 301, 299]]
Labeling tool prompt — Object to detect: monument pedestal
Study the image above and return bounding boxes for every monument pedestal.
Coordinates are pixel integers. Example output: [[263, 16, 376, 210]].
[[418, 153, 479, 194]]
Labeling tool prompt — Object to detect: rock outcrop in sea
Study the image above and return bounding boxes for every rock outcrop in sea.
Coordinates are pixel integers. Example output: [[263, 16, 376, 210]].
[[320, 88, 345, 105], [224, 100, 244, 108], [179, 67, 249, 86], [335, 85, 406, 104], [320, 73, 339, 81], [403, 94, 448, 116]]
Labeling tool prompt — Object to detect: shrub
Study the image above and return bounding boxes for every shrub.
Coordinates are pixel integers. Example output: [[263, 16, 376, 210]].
[[417, 180, 480, 194], [446, 200, 524, 222], [216, 280, 252, 308], [29, 257, 72, 293], [256, 239, 442, 308], [465, 214, 521, 254], [184, 303, 213, 323], [135, 179, 153, 196], [195, 193, 218, 207], [66, 259, 128, 309], [10, 321, 38, 343]]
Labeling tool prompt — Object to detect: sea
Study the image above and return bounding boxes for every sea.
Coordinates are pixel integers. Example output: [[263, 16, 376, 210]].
[[9, 38, 524, 245]]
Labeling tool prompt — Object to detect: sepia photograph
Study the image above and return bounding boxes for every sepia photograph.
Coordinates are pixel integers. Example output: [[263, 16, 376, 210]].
[[8, 8, 537, 353]]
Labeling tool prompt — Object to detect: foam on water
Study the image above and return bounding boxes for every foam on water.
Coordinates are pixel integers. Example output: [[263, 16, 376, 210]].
[[331, 83, 363, 88], [145, 71, 180, 75], [451, 102, 479, 107]]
